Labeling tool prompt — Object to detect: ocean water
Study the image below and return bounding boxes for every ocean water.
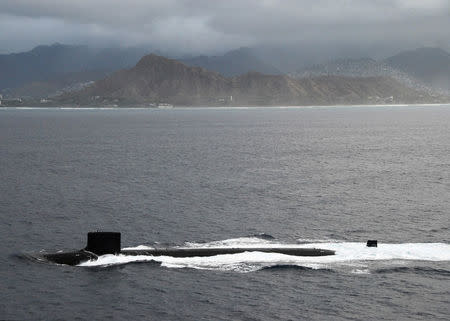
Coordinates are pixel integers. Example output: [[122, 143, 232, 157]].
[[0, 106, 449, 320]]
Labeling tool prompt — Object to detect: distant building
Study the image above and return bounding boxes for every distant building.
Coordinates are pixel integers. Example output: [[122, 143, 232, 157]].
[[216, 96, 233, 105], [158, 103, 173, 109], [1, 98, 23, 106]]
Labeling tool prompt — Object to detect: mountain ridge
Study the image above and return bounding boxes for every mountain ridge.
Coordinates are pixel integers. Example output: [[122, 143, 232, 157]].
[[384, 47, 450, 92], [3, 44, 450, 99], [57, 54, 447, 107], [0, 43, 150, 97], [180, 47, 280, 77]]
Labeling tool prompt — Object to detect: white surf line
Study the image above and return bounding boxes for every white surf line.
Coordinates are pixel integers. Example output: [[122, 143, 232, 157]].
[[3, 103, 450, 111]]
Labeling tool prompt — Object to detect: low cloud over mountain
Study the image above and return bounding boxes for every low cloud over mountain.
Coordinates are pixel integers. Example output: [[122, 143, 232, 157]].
[[1, 1, 449, 56]]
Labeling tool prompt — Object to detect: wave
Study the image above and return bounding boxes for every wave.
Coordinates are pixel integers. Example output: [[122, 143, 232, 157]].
[[259, 264, 333, 272], [375, 266, 450, 276], [251, 233, 275, 240]]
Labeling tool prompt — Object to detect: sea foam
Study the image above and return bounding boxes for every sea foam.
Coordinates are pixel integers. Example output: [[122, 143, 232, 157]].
[[79, 237, 450, 273]]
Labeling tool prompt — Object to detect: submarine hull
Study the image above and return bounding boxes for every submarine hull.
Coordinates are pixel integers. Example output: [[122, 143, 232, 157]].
[[40, 232, 336, 266], [42, 247, 335, 266], [43, 250, 98, 266], [122, 247, 335, 258]]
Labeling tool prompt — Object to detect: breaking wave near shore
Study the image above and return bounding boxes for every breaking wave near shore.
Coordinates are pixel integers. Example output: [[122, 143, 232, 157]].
[[78, 237, 450, 273]]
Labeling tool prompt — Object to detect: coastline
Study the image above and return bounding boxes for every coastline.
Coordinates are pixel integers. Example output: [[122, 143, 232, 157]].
[[2, 102, 450, 110]]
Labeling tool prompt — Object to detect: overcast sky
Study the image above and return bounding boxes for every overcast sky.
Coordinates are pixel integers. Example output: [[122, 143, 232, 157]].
[[0, 0, 449, 55]]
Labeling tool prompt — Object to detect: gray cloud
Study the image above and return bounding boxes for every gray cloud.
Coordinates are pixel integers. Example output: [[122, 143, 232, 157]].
[[0, 0, 449, 54]]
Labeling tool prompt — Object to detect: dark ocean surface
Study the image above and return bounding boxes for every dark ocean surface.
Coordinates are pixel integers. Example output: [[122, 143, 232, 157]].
[[0, 106, 449, 320]]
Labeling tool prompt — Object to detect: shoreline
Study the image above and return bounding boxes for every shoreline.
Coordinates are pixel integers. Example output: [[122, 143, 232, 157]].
[[1, 103, 450, 110]]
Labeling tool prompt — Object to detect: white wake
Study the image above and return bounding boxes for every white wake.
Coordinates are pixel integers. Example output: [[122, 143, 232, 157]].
[[78, 238, 450, 273]]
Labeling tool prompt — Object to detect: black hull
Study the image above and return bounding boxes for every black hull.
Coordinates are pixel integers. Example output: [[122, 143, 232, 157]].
[[43, 250, 98, 266], [40, 232, 337, 266], [122, 247, 335, 258], [42, 247, 335, 266]]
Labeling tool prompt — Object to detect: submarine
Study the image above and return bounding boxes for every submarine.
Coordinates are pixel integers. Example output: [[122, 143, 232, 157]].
[[41, 232, 342, 266]]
